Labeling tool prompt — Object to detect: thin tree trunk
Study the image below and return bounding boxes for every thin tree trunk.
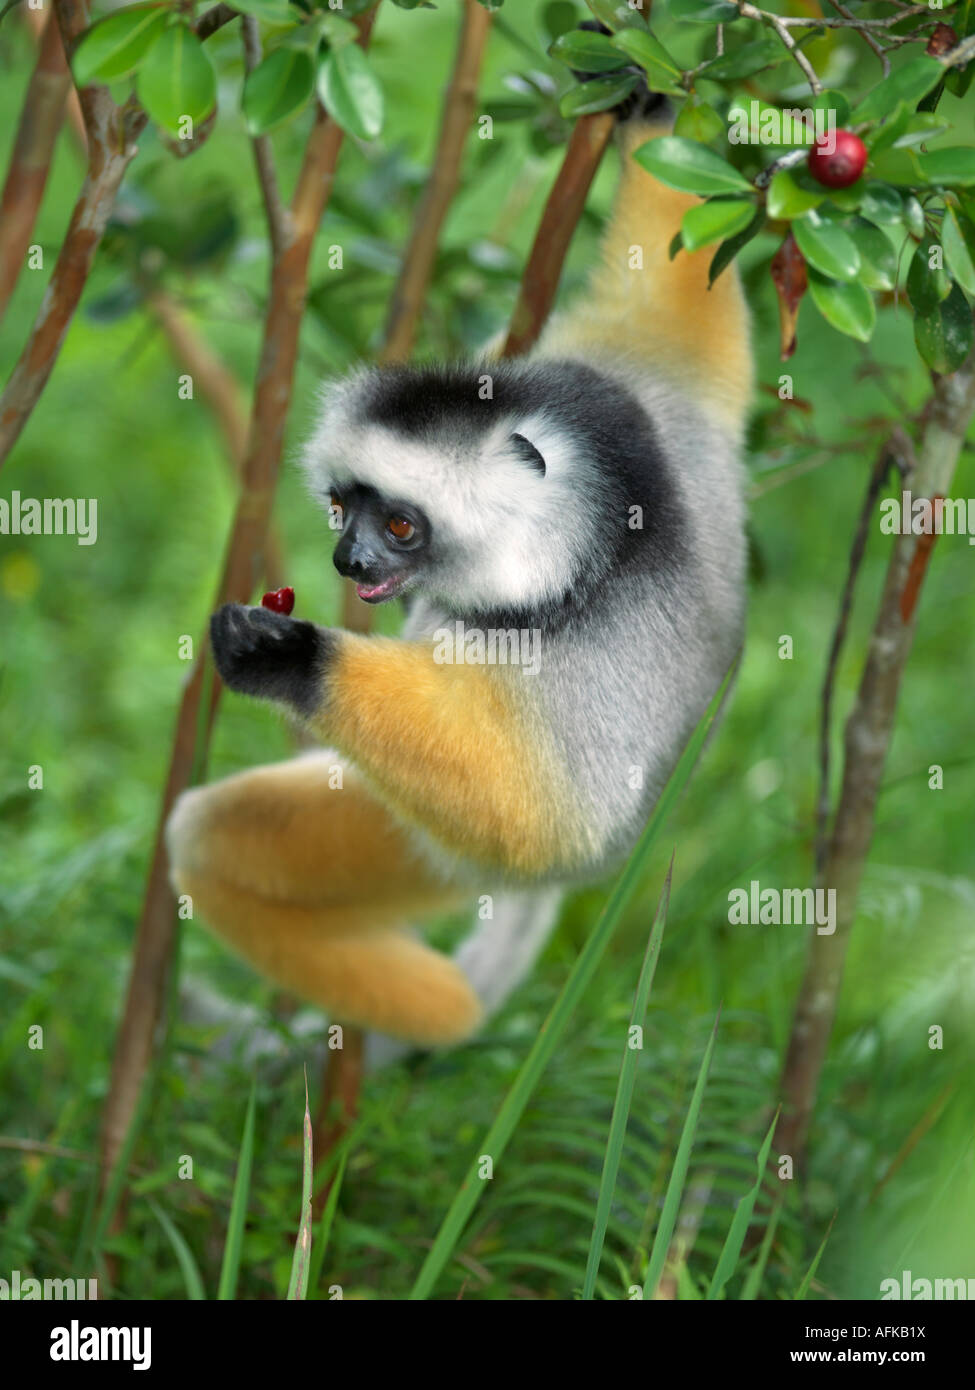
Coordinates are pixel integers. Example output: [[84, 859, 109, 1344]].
[[377, 0, 492, 366], [98, 8, 380, 1190], [776, 335, 975, 1162], [0, 0, 239, 471], [0, 11, 72, 325], [502, 111, 615, 358]]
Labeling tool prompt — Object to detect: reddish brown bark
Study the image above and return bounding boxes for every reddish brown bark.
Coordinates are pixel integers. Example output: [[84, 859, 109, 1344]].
[[99, 11, 379, 1190], [0, 12, 72, 325]]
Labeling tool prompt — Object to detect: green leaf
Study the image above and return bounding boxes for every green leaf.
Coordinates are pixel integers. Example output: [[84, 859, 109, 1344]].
[[810, 89, 850, 129], [643, 1011, 721, 1299], [915, 148, 975, 188], [585, 0, 648, 29], [229, 0, 291, 21], [136, 23, 216, 136], [609, 27, 684, 93], [674, 95, 725, 146], [848, 218, 897, 291], [867, 146, 926, 188], [851, 56, 944, 123], [667, 0, 740, 22], [914, 284, 974, 373], [864, 101, 912, 156], [709, 209, 765, 285], [893, 112, 952, 150], [558, 72, 639, 117], [634, 135, 752, 196], [795, 1214, 836, 1300], [792, 211, 860, 281], [808, 270, 876, 342], [242, 47, 315, 134], [904, 195, 926, 238], [581, 865, 673, 1300], [72, 7, 169, 86], [943, 206, 975, 296], [286, 1078, 314, 1301], [550, 29, 630, 72], [907, 237, 951, 314], [699, 37, 785, 81], [317, 43, 384, 140], [681, 197, 756, 252], [541, 1, 579, 41], [767, 169, 824, 220], [706, 1111, 778, 1301], [859, 182, 903, 226], [148, 1200, 206, 1300], [218, 1081, 258, 1301]]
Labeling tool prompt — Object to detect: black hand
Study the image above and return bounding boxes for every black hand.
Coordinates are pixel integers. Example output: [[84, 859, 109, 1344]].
[[210, 604, 332, 716]]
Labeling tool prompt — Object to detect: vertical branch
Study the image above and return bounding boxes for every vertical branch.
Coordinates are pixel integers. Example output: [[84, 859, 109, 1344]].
[[0, 0, 146, 468], [0, 0, 239, 471], [146, 289, 287, 588], [0, 11, 72, 325], [777, 336, 975, 1162], [377, 0, 492, 365], [241, 15, 290, 258], [98, 7, 380, 1191], [501, 111, 615, 358]]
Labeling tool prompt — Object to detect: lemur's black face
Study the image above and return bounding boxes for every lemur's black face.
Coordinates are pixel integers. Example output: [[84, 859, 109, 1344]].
[[329, 483, 431, 603]]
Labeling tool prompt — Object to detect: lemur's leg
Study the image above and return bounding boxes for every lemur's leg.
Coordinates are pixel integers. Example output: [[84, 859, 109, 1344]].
[[207, 604, 594, 879], [540, 118, 753, 434], [166, 754, 482, 1044]]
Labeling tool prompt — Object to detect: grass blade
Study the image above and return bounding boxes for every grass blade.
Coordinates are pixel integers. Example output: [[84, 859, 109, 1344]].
[[642, 1008, 720, 1300], [148, 1199, 206, 1300], [409, 665, 736, 1301], [706, 1107, 778, 1299], [309, 1141, 350, 1295], [217, 1078, 257, 1301], [740, 1194, 784, 1300], [286, 1067, 314, 1300], [582, 858, 673, 1300], [795, 1210, 835, 1300]]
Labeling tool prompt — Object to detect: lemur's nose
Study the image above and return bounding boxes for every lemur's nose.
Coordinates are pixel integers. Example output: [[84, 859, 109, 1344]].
[[333, 532, 378, 581]]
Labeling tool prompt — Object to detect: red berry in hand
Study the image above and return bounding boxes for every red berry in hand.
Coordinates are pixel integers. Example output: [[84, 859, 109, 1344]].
[[261, 586, 295, 615], [807, 130, 868, 189]]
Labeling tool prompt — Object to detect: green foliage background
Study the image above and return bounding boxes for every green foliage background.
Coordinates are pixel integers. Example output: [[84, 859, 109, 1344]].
[[1, 0, 974, 1299]]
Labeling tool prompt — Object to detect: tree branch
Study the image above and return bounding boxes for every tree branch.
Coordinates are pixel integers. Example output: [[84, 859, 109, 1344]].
[[241, 15, 290, 257], [778, 330, 975, 1163], [377, 0, 492, 365], [98, 4, 381, 1193], [0, 0, 243, 471], [501, 110, 615, 358], [0, 11, 73, 325], [814, 427, 914, 876]]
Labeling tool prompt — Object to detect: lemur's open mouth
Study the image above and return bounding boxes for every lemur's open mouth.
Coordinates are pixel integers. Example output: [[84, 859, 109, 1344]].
[[356, 575, 403, 603]]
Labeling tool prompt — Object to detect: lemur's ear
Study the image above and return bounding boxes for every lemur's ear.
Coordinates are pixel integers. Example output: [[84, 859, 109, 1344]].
[[510, 433, 546, 477]]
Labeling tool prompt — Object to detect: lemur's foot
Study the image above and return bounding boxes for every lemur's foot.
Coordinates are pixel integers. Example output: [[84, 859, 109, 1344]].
[[210, 603, 331, 715]]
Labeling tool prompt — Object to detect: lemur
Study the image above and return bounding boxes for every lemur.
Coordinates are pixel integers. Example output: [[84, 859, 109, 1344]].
[[165, 100, 752, 1050]]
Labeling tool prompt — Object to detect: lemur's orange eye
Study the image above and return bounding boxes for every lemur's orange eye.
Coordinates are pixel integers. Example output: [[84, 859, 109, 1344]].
[[329, 492, 342, 512], [387, 516, 415, 541]]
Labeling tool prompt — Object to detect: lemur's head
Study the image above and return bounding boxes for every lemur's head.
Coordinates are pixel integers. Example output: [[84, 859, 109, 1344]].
[[303, 359, 663, 615]]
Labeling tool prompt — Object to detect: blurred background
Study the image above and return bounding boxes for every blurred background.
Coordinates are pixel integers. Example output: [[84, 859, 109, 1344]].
[[1, 0, 974, 1300]]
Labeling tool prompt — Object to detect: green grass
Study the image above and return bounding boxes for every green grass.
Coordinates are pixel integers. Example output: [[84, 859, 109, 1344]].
[[2, 2, 975, 1301]]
